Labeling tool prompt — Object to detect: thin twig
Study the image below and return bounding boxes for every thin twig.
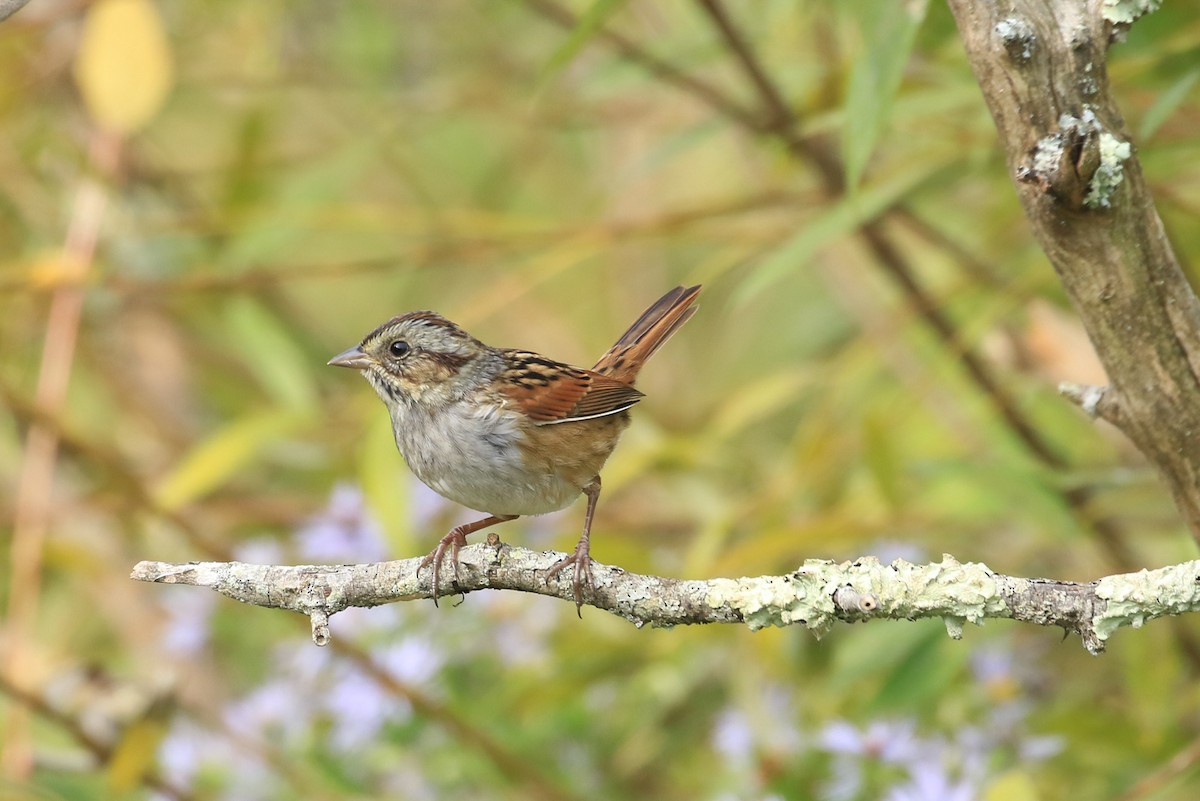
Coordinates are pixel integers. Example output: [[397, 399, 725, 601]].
[[334, 640, 584, 801], [0, 671, 192, 801], [1115, 733, 1200, 801], [3, 131, 116, 777]]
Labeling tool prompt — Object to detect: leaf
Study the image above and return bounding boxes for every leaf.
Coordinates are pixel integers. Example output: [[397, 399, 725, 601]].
[[225, 297, 319, 413], [154, 411, 303, 511], [1139, 67, 1200, 141], [222, 144, 372, 269], [105, 699, 172, 793], [985, 770, 1042, 801], [868, 623, 967, 712], [73, 0, 174, 135], [359, 411, 418, 551], [709, 369, 810, 440], [863, 412, 902, 510], [539, 0, 629, 83], [734, 159, 950, 305], [841, 0, 928, 189], [828, 620, 929, 693], [630, 118, 726, 181]]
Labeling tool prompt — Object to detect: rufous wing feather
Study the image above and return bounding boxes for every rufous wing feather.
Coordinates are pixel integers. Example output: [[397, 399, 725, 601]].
[[592, 284, 700, 384], [499, 350, 644, 425]]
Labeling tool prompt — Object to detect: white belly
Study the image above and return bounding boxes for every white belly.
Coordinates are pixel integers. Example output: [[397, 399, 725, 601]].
[[391, 400, 582, 516]]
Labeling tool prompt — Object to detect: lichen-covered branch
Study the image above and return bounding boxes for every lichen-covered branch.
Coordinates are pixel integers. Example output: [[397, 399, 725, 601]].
[[944, 0, 1200, 537], [131, 547, 1200, 655]]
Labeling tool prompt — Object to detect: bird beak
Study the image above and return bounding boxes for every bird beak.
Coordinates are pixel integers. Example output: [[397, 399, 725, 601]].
[[328, 346, 374, 370]]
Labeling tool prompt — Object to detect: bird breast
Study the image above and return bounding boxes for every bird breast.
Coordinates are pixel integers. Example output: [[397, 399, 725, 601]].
[[390, 398, 586, 516]]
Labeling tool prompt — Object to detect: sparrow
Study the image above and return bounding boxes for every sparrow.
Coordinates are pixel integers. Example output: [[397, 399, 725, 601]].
[[329, 284, 700, 612]]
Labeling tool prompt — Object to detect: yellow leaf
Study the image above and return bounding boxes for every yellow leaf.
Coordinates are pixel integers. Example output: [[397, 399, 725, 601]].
[[986, 770, 1041, 801], [105, 713, 169, 793], [154, 411, 303, 511], [73, 0, 174, 135], [708, 369, 808, 440], [25, 252, 82, 289]]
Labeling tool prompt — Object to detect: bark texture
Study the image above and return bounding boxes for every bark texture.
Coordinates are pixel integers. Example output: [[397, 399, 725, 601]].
[[944, 0, 1200, 536], [131, 545, 1200, 654]]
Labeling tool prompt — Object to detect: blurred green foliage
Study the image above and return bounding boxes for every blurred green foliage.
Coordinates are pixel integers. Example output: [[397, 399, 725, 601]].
[[2, 1, 1200, 799]]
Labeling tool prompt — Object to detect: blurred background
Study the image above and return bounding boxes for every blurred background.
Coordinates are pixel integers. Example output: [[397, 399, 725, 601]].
[[2, 0, 1200, 799]]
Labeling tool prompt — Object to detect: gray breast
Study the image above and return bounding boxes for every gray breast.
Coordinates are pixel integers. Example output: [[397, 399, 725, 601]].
[[390, 399, 579, 516]]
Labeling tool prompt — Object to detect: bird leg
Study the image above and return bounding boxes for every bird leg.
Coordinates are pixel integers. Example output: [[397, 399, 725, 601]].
[[419, 514, 517, 606], [546, 476, 601, 616]]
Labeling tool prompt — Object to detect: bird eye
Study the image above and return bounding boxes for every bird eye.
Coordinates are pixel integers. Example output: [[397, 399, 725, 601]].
[[389, 340, 410, 357]]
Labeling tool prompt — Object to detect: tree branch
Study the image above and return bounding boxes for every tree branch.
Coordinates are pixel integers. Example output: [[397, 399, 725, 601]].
[[1058, 381, 1123, 426], [0, 0, 34, 24], [0, 670, 191, 801], [945, 0, 1200, 537], [131, 546, 1200, 656]]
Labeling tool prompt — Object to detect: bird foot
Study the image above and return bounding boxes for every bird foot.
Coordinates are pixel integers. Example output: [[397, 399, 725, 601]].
[[418, 529, 468, 607], [545, 537, 594, 617]]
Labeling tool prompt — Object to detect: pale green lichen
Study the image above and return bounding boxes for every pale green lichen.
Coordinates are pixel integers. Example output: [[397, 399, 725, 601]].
[[1084, 132, 1132, 209], [881, 555, 1007, 624], [1029, 132, 1063, 177], [1101, 0, 1161, 25], [705, 565, 839, 635], [1033, 110, 1132, 209], [1093, 561, 1200, 641], [1078, 61, 1099, 98], [705, 555, 1007, 637], [994, 18, 1035, 61]]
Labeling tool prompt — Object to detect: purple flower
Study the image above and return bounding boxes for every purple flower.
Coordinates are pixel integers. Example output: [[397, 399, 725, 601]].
[[233, 537, 284, 565], [159, 589, 216, 655], [819, 719, 920, 764], [325, 664, 395, 751], [1019, 734, 1064, 761], [408, 477, 455, 531], [223, 679, 312, 743], [157, 719, 272, 796], [712, 707, 755, 763], [867, 539, 928, 565], [473, 591, 557, 666], [157, 721, 211, 787], [822, 753, 866, 801], [375, 636, 445, 685], [760, 683, 804, 754], [885, 758, 977, 801], [296, 483, 387, 563], [970, 643, 1016, 686], [278, 639, 333, 685]]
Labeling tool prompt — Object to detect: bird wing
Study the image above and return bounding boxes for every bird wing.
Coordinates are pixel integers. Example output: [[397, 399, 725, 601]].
[[498, 350, 644, 425]]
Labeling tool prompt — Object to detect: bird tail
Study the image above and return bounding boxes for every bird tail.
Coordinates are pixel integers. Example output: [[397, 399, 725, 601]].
[[593, 285, 701, 385]]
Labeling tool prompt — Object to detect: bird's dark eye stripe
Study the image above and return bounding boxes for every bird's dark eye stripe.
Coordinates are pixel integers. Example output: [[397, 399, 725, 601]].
[[389, 340, 411, 357]]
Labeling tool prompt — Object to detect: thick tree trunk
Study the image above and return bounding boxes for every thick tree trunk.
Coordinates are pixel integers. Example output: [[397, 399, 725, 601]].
[[944, 0, 1200, 538]]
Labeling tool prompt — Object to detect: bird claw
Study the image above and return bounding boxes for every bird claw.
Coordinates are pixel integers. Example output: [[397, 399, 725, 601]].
[[418, 529, 467, 607], [416, 514, 519, 608], [545, 540, 594, 617]]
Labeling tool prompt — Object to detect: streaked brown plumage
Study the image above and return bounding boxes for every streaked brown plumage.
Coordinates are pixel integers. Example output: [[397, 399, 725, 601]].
[[329, 285, 700, 611]]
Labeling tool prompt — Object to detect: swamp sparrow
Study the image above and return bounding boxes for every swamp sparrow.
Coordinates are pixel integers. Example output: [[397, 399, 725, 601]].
[[329, 284, 701, 611]]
